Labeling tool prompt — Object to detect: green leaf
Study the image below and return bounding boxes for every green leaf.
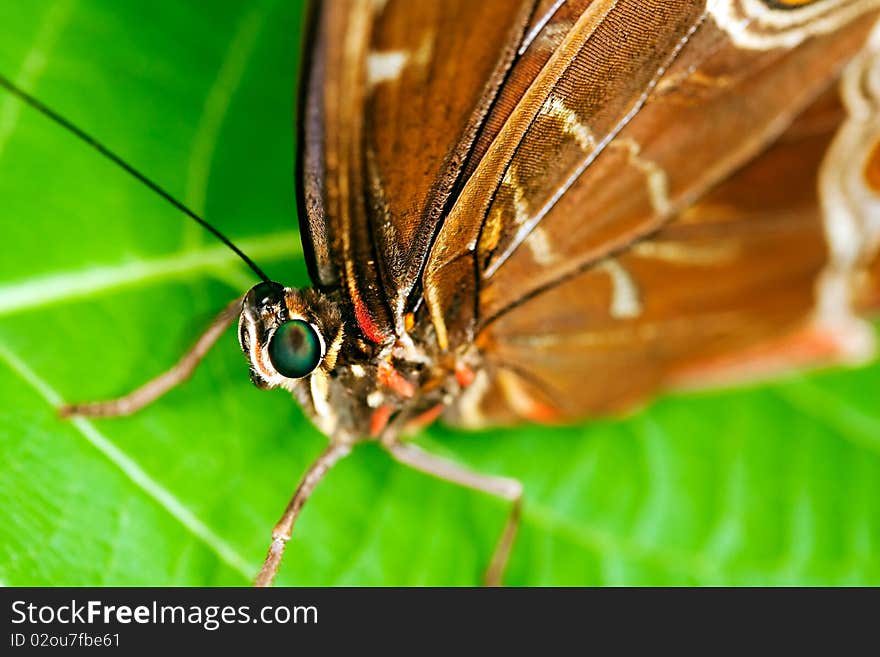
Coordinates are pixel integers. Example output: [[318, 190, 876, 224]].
[[0, 0, 878, 586]]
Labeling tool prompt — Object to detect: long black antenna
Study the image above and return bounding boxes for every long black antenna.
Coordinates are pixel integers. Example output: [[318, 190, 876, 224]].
[[0, 73, 271, 283]]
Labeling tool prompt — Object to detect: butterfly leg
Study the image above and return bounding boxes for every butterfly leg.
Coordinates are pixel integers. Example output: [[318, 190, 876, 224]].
[[254, 442, 352, 587], [59, 295, 243, 418], [385, 441, 523, 587]]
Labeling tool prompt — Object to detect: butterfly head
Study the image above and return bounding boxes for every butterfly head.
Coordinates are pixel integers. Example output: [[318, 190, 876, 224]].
[[238, 281, 344, 393], [238, 281, 462, 442]]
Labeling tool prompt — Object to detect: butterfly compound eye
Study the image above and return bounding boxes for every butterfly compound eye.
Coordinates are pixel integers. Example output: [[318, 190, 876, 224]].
[[268, 319, 324, 379], [249, 281, 285, 307]]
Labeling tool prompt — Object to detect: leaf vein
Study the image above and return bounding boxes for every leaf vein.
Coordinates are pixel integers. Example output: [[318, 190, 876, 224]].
[[0, 0, 76, 158], [182, 6, 268, 249], [0, 343, 256, 581], [0, 230, 299, 317]]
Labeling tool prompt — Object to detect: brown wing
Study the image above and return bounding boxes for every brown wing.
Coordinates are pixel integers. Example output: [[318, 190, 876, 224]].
[[430, 2, 880, 426], [864, 253, 880, 312], [447, 79, 879, 426], [828, 23, 880, 316], [425, 0, 712, 349], [425, 0, 880, 351], [298, 0, 535, 342]]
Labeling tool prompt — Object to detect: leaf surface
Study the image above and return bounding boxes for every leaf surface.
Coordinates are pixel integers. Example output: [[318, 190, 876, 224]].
[[0, 0, 878, 586]]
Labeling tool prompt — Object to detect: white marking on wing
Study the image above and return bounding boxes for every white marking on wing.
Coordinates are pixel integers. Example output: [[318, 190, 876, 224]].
[[632, 240, 741, 265], [542, 95, 596, 151], [598, 259, 642, 319], [367, 50, 408, 87], [481, 10, 698, 281], [519, 0, 567, 54], [526, 226, 559, 265], [502, 166, 530, 226], [367, 33, 434, 89], [615, 137, 672, 218], [815, 19, 880, 358], [499, 165, 559, 265], [709, 0, 880, 50]]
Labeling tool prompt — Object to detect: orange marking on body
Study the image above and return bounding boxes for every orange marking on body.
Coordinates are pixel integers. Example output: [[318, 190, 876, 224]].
[[370, 405, 394, 437], [455, 363, 476, 388], [497, 369, 559, 423], [378, 361, 416, 398], [352, 294, 387, 344], [404, 404, 445, 433], [522, 401, 559, 423]]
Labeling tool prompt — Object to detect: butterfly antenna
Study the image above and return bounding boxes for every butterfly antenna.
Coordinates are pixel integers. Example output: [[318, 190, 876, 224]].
[[0, 73, 272, 283]]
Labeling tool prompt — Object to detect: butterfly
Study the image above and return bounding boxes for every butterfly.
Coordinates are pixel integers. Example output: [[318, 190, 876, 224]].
[[4, 0, 880, 586]]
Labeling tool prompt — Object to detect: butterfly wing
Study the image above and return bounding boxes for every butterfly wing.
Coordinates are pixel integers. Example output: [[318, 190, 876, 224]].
[[420, 1, 880, 425], [298, 0, 536, 342], [298, 0, 880, 427], [446, 84, 874, 426]]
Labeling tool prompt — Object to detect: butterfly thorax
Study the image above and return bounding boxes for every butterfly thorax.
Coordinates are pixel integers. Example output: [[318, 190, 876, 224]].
[[238, 281, 473, 444]]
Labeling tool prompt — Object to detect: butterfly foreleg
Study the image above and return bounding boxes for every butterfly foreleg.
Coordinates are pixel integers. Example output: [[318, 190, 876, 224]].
[[254, 442, 352, 587], [59, 295, 243, 419], [385, 441, 523, 587]]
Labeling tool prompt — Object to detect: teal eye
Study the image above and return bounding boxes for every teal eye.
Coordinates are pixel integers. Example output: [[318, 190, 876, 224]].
[[268, 319, 324, 379]]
